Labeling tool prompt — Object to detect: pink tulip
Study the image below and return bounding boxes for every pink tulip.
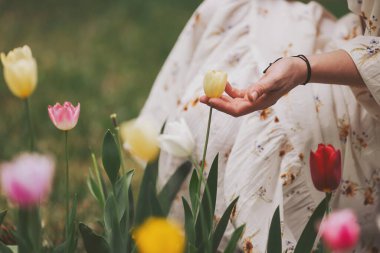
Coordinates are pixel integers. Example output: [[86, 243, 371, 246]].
[[48, 102, 80, 131], [319, 209, 360, 252], [0, 153, 55, 208]]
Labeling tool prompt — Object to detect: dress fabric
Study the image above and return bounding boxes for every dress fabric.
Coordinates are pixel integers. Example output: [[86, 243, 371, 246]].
[[140, 0, 380, 252]]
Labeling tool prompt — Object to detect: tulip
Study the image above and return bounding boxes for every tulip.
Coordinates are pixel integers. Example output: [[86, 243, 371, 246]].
[[1, 45, 37, 98], [120, 117, 160, 162], [48, 102, 80, 131], [0, 153, 55, 208], [203, 70, 228, 98], [158, 118, 195, 158], [133, 218, 185, 253], [310, 144, 342, 192], [319, 209, 360, 252]]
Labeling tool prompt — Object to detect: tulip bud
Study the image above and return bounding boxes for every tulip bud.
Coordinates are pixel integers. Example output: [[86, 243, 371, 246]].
[[158, 118, 195, 158], [310, 144, 342, 192], [1, 45, 37, 98], [203, 70, 228, 98], [133, 218, 185, 253], [0, 153, 55, 208], [120, 117, 160, 163], [48, 102, 80, 131], [319, 209, 360, 252]]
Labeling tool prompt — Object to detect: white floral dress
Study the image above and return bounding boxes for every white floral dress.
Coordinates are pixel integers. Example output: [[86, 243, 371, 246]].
[[140, 0, 380, 252]]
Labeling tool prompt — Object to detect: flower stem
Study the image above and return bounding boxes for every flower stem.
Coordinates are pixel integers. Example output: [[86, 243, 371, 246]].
[[201, 107, 213, 173], [24, 98, 35, 151], [65, 131, 70, 229], [322, 192, 332, 253], [195, 107, 213, 214]]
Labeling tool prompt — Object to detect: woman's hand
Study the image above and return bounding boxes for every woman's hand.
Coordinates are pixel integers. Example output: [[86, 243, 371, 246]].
[[200, 57, 307, 117], [200, 50, 365, 117]]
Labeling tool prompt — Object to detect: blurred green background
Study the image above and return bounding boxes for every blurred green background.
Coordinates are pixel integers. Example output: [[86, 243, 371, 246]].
[[0, 0, 348, 249]]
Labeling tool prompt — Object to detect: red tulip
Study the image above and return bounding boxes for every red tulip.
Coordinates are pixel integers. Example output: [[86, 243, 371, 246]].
[[310, 144, 341, 192]]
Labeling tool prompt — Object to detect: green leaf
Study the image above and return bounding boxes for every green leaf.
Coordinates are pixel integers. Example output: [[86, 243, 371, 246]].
[[104, 194, 125, 253], [79, 223, 110, 253], [294, 195, 331, 253], [189, 169, 199, 214], [102, 130, 121, 185], [115, 170, 134, 224], [17, 207, 41, 253], [87, 176, 105, 208], [0, 210, 7, 225], [90, 153, 107, 207], [182, 197, 195, 247], [0, 242, 12, 253], [223, 225, 245, 253], [194, 154, 219, 250], [135, 158, 158, 225], [65, 195, 78, 253], [195, 202, 211, 252], [199, 154, 218, 230], [212, 197, 239, 252], [150, 183, 164, 217], [267, 206, 282, 253], [158, 161, 192, 215]]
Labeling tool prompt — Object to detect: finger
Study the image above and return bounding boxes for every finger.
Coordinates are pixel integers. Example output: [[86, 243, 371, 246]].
[[200, 95, 209, 104], [208, 98, 254, 117], [248, 78, 273, 102], [220, 95, 233, 103], [225, 82, 246, 98]]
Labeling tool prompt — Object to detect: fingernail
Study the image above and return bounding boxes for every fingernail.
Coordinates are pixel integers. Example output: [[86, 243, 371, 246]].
[[251, 91, 258, 102]]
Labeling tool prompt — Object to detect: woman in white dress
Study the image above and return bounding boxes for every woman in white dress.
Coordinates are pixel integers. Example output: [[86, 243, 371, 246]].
[[140, 0, 380, 252]]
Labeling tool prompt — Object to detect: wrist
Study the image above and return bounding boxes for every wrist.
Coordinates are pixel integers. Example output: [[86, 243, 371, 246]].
[[291, 56, 308, 86]]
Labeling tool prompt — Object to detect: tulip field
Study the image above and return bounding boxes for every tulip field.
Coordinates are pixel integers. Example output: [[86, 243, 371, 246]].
[[0, 1, 354, 253], [0, 0, 200, 251]]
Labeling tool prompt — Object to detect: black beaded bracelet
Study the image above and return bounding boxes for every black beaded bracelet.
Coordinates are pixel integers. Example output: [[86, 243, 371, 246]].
[[262, 54, 311, 85]]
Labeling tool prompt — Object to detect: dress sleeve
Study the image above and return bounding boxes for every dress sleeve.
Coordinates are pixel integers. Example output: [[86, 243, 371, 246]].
[[341, 36, 380, 120]]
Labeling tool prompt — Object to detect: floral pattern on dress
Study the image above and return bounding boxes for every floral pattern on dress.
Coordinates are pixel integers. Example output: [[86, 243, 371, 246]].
[[351, 39, 380, 64]]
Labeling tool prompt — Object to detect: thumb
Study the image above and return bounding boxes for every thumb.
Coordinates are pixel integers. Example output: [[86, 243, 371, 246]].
[[248, 79, 272, 102]]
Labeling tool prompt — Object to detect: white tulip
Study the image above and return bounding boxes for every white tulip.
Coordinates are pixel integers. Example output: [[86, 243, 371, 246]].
[[158, 118, 195, 158]]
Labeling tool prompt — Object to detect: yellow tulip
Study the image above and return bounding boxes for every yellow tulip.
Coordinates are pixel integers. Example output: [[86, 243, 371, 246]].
[[120, 117, 160, 162], [203, 70, 228, 98], [133, 218, 185, 253], [1, 45, 37, 99]]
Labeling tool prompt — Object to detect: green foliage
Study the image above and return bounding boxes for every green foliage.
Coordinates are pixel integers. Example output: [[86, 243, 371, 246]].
[[183, 154, 245, 253], [82, 129, 192, 253], [79, 223, 110, 253], [102, 130, 121, 185], [223, 225, 245, 253], [212, 197, 239, 253], [158, 161, 192, 216], [294, 194, 331, 253], [16, 208, 42, 253], [65, 195, 79, 253], [0, 210, 7, 225], [0, 242, 13, 253], [266, 194, 332, 253], [267, 206, 282, 253]]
